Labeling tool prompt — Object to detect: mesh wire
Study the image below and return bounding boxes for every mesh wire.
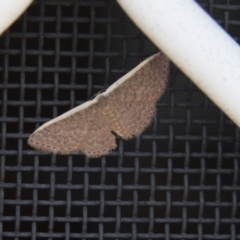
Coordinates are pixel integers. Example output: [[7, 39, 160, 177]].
[[0, 0, 240, 239]]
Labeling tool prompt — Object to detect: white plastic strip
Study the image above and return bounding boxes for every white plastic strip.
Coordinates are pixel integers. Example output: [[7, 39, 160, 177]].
[[0, 0, 33, 35], [117, 0, 240, 128]]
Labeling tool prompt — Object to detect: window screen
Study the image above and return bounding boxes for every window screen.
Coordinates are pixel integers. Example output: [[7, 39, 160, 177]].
[[0, 0, 240, 239]]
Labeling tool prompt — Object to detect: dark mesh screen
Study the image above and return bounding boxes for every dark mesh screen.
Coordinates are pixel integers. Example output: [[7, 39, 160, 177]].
[[0, 0, 240, 239]]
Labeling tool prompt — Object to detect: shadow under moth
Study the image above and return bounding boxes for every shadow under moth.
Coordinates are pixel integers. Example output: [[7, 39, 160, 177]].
[[28, 52, 170, 158]]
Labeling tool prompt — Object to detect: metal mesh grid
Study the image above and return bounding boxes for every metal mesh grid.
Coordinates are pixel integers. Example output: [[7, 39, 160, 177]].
[[0, 0, 240, 239]]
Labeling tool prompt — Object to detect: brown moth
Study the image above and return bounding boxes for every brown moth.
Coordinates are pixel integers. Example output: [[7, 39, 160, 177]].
[[28, 52, 169, 158]]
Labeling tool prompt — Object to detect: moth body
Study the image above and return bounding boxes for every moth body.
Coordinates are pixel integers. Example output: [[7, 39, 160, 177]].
[[28, 52, 169, 158]]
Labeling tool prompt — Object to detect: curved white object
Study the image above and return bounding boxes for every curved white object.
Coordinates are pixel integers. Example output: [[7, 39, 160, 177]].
[[0, 0, 33, 35], [117, 0, 240, 128]]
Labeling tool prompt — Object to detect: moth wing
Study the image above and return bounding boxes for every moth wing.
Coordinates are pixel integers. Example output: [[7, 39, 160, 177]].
[[105, 52, 169, 138], [79, 100, 117, 157], [28, 52, 169, 157], [28, 99, 117, 158], [109, 101, 157, 139]]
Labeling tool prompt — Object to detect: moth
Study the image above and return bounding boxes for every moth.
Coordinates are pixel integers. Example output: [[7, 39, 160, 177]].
[[28, 52, 169, 158]]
